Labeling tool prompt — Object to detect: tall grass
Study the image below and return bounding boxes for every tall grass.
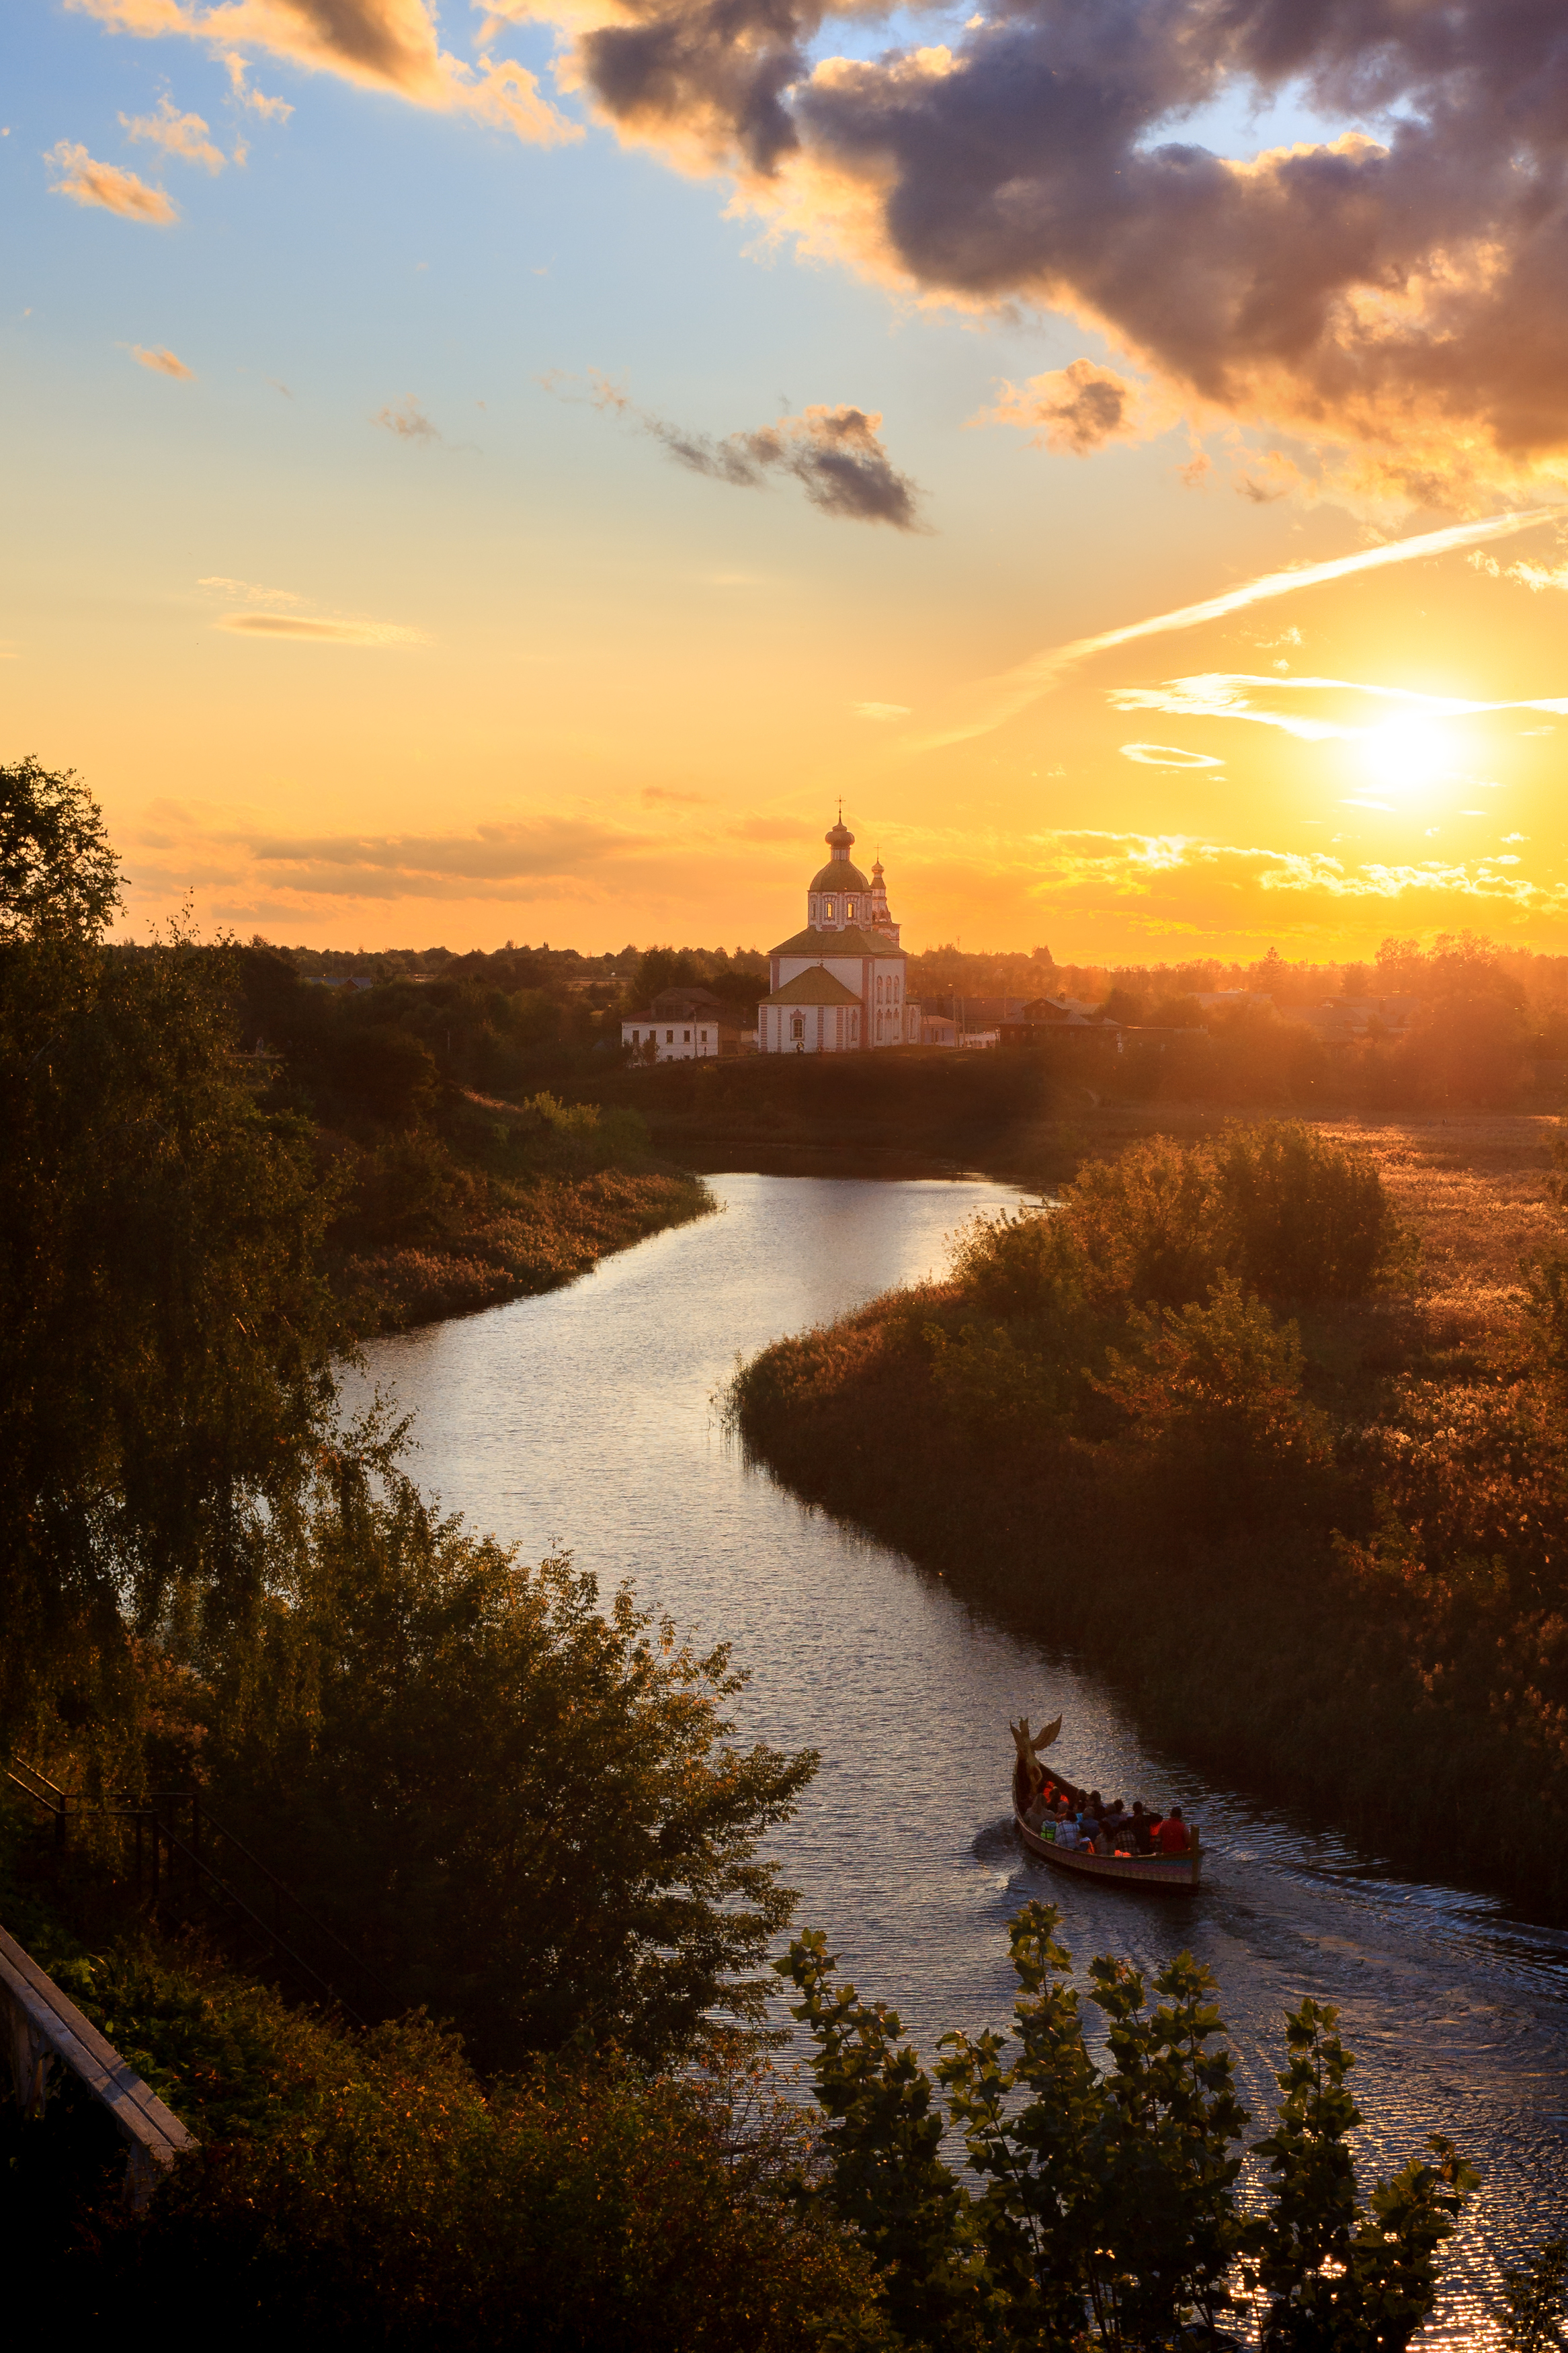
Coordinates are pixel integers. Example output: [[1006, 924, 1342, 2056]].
[[732, 1119, 1568, 1915]]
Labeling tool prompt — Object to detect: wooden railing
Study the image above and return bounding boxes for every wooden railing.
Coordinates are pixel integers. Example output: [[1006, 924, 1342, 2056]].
[[0, 1921, 196, 2207]]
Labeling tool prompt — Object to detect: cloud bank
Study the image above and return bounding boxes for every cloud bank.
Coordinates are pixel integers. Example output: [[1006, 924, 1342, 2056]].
[[69, 1, 1568, 492], [556, 0, 1568, 495]]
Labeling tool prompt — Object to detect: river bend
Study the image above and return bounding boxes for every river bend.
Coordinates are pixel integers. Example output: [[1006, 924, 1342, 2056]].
[[349, 1174, 1568, 2342]]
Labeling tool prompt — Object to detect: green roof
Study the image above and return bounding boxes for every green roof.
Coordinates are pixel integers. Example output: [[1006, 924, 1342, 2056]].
[[762, 967, 864, 1007], [808, 861, 870, 895], [770, 923, 903, 959]]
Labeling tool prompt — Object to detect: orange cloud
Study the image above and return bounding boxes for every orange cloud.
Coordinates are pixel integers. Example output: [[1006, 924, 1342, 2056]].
[[374, 395, 440, 443], [67, 0, 579, 145], [982, 360, 1145, 456], [215, 612, 426, 645], [46, 141, 178, 223], [128, 343, 194, 377], [120, 95, 226, 169], [895, 825, 1568, 956]]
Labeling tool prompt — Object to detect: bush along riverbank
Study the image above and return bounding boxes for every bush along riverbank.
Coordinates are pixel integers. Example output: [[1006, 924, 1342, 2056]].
[[732, 1118, 1568, 1919]]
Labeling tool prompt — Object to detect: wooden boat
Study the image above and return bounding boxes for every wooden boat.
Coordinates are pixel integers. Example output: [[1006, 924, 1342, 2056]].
[[1012, 1751, 1202, 1895]]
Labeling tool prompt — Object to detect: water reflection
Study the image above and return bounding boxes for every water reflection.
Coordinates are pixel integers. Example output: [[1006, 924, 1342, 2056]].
[[347, 1174, 1568, 2342]]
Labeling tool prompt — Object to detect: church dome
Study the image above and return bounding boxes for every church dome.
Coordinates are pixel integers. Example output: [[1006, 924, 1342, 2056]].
[[809, 858, 870, 893], [809, 815, 868, 895]]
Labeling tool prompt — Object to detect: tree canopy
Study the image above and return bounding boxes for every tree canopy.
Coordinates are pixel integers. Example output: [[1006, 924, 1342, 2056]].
[[1, 756, 122, 942]]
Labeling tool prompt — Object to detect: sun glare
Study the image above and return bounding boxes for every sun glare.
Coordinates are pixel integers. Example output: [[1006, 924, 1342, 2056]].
[[1356, 717, 1451, 802]]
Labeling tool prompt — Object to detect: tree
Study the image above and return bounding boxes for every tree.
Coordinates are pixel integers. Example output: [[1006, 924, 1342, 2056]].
[[1249, 1997, 1479, 2348], [202, 1448, 819, 2069], [780, 1903, 1477, 2353], [0, 925, 343, 1755], [0, 757, 122, 941]]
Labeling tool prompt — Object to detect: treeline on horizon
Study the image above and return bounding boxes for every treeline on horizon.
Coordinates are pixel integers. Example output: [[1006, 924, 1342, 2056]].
[[239, 928, 1568, 1117]]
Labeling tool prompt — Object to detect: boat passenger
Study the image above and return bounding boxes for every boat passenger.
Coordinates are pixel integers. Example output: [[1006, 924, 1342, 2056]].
[[1156, 1806, 1190, 1855], [1055, 1815, 1079, 1851], [1127, 1802, 1153, 1856]]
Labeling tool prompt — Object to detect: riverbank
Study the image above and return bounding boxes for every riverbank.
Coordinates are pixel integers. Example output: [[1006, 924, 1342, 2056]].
[[320, 1083, 715, 1335], [333, 1164, 714, 1333], [730, 1114, 1568, 1921]]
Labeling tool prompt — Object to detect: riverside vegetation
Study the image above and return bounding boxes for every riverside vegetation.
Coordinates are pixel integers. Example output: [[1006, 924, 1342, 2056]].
[[733, 1118, 1568, 1917], [4, 758, 1565, 2345]]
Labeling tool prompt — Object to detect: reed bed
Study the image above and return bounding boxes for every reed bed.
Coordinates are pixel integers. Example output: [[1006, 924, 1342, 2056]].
[[732, 1114, 1568, 1918]]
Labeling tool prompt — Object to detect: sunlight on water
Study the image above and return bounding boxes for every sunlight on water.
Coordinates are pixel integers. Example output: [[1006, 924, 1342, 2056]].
[[348, 1174, 1568, 2343]]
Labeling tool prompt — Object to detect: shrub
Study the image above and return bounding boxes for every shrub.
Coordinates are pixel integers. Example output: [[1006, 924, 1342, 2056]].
[[781, 1902, 1477, 2353], [954, 1123, 1397, 1317], [202, 1447, 817, 2070], [30, 1975, 891, 2350], [1098, 1277, 1333, 1533]]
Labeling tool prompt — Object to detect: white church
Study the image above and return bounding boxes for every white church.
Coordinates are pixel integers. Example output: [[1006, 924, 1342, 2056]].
[[759, 817, 917, 1053]]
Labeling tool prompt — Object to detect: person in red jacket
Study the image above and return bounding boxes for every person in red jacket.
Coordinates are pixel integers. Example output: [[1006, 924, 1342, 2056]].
[[1156, 1806, 1190, 1854]]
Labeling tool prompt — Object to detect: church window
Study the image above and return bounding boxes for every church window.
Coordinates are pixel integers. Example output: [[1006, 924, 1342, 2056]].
[[684, 1029, 691, 1042], [666, 1030, 674, 1043], [791, 1014, 804, 1041], [824, 899, 835, 921]]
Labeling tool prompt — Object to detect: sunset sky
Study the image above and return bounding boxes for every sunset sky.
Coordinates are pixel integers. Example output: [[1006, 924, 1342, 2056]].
[[7, 0, 1568, 960]]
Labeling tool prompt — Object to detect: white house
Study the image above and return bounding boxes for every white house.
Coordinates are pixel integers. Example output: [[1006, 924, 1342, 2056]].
[[622, 986, 741, 1062], [759, 817, 918, 1053]]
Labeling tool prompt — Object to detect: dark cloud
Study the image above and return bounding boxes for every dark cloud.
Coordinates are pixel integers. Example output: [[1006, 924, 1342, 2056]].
[[556, 371, 926, 526], [569, 0, 1568, 488]]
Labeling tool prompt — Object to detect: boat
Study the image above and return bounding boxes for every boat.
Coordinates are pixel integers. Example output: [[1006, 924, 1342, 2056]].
[[1010, 1716, 1201, 1895]]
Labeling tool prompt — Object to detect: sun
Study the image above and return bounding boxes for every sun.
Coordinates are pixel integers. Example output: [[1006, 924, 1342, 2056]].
[[1356, 717, 1451, 802]]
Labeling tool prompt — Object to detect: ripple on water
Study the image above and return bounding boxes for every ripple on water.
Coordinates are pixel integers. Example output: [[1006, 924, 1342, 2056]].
[[348, 1173, 1568, 2343]]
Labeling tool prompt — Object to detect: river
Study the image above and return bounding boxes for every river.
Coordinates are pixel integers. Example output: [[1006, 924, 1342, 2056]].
[[350, 1172, 1568, 2342]]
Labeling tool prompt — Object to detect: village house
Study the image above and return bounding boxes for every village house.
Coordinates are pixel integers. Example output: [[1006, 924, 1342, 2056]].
[[621, 986, 742, 1062]]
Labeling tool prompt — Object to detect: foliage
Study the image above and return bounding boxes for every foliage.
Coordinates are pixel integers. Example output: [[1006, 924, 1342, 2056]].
[[1059, 1122, 1397, 1310], [4, 1924, 889, 2351], [1248, 1997, 1478, 2348], [0, 755, 122, 943], [780, 1903, 1475, 2353], [0, 926, 343, 1752], [1098, 1278, 1333, 1531], [198, 1443, 817, 2069], [1503, 2238, 1568, 2352]]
